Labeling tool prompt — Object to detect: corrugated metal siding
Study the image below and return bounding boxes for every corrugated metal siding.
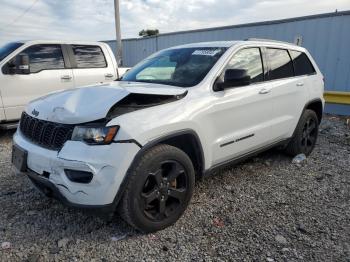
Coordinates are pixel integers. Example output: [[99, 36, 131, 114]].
[[105, 11, 350, 94]]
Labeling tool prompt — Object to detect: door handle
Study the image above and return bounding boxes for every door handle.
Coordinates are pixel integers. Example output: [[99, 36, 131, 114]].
[[296, 82, 304, 87], [61, 75, 72, 80], [259, 88, 271, 94], [105, 73, 114, 78]]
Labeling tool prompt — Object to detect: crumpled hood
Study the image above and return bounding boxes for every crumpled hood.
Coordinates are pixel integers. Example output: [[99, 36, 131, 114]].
[[26, 81, 186, 124]]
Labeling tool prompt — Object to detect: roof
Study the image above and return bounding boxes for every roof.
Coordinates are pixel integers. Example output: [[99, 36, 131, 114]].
[[162, 39, 304, 51], [16, 40, 106, 46], [167, 41, 240, 49]]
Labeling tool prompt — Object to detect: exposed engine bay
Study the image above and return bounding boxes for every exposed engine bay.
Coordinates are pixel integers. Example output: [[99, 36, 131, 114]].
[[107, 91, 187, 118]]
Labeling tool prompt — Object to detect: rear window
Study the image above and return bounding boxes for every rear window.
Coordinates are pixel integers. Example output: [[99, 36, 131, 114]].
[[289, 50, 316, 76], [266, 48, 294, 80], [72, 45, 107, 68]]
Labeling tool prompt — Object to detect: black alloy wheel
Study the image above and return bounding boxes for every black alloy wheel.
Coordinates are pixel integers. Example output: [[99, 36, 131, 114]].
[[285, 109, 319, 156], [119, 144, 195, 232], [141, 160, 188, 221], [300, 117, 317, 153]]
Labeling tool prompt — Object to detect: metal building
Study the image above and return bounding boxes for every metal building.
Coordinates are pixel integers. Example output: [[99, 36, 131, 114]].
[[105, 10, 350, 115]]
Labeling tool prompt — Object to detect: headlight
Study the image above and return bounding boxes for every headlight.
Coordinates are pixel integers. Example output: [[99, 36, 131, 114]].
[[71, 125, 119, 145]]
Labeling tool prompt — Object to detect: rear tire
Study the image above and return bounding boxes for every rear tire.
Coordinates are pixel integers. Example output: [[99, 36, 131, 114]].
[[119, 144, 195, 233], [285, 109, 319, 156]]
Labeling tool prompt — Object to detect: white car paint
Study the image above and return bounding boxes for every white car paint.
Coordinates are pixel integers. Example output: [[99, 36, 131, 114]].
[[26, 82, 186, 124], [13, 40, 324, 207], [13, 131, 140, 205], [0, 40, 129, 123]]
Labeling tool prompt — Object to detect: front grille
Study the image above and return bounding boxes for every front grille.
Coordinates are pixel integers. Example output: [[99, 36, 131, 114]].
[[19, 112, 74, 150]]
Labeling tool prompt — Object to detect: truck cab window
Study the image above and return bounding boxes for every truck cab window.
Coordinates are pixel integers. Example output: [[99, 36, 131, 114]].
[[72, 45, 107, 68], [22, 44, 65, 73]]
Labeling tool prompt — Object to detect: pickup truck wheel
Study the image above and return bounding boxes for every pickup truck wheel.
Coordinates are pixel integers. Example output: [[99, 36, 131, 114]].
[[285, 109, 319, 156], [119, 144, 195, 232]]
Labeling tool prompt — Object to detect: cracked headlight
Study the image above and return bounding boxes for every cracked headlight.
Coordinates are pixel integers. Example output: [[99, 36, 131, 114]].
[[71, 125, 119, 145]]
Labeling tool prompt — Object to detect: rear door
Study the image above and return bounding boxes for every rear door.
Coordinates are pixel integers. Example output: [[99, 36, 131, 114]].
[[0, 44, 74, 121], [264, 48, 311, 140], [68, 44, 117, 87], [289, 50, 318, 102]]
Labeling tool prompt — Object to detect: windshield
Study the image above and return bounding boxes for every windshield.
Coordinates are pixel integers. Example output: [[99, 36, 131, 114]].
[[121, 47, 227, 87], [0, 42, 24, 62]]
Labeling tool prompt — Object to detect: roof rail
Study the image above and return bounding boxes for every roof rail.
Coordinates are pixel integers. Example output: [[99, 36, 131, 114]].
[[245, 38, 295, 45]]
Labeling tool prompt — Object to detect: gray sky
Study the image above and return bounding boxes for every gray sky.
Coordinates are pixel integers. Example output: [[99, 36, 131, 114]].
[[0, 0, 349, 45]]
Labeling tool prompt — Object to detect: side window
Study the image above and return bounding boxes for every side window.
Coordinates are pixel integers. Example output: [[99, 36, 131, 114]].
[[266, 48, 294, 80], [226, 48, 264, 83], [289, 50, 316, 76], [23, 44, 65, 73], [72, 45, 107, 68]]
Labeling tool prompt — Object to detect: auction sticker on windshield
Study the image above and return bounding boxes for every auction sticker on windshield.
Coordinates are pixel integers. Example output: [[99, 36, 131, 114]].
[[192, 49, 222, 56]]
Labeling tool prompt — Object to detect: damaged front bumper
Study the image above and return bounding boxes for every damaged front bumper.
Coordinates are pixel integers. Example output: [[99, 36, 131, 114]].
[[26, 171, 116, 216], [13, 131, 140, 213]]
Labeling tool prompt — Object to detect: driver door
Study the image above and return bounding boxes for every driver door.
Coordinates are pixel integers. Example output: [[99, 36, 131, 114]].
[[0, 44, 74, 121], [207, 47, 275, 166]]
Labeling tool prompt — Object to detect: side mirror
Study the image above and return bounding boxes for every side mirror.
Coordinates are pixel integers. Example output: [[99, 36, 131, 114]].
[[214, 69, 251, 91], [15, 53, 30, 74]]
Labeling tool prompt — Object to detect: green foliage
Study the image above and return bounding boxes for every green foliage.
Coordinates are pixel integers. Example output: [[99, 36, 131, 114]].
[[139, 29, 160, 37]]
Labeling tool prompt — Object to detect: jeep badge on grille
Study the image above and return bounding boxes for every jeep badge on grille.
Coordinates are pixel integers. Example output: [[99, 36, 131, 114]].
[[31, 109, 39, 117]]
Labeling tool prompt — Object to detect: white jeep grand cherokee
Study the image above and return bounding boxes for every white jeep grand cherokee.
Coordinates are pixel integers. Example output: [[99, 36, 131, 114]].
[[12, 39, 324, 232]]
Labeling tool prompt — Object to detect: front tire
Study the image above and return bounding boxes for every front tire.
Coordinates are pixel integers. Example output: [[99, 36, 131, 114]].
[[285, 109, 319, 156], [119, 144, 195, 232]]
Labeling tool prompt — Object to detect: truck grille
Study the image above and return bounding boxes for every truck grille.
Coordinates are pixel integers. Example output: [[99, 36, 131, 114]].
[[19, 112, 74, 150]]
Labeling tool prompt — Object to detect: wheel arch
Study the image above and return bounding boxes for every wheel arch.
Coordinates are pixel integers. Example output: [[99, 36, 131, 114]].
[[138, 129, 205, 179], [304, 98, 323, 124], [290, 98, 323, 140], [111, 129, 205, 212]]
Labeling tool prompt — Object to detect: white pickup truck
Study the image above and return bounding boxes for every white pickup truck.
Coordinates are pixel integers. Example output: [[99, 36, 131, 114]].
[[0, 40, 128, 129]]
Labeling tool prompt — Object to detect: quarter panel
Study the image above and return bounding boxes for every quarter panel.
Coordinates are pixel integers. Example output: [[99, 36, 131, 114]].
[[303, 50, 325, 107]]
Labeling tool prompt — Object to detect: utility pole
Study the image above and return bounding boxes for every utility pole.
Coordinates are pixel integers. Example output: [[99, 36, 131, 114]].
[[114, 0, 122, 66]]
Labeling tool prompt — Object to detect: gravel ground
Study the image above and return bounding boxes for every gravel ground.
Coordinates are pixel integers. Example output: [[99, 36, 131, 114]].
[[0, 115, 349, 262]]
